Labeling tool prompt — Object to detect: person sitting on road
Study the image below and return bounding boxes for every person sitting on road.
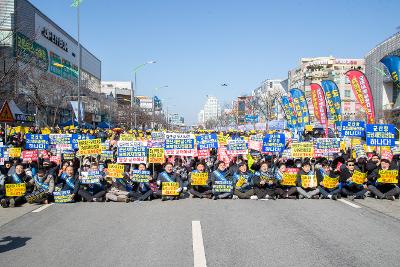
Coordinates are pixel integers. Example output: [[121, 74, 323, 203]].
[[57, 165, 80, 202], [252, 161, 279, 200], [210, 161, 233, 200], [317, 161, 341, 200], [29, 168, 55, 204], [188, 162, 212, 199], [128, 163, 154, 202], [77, 163, 107, 202], [340, 159, 368, 200], [156, 162, 184, 201], [296, 161, 320, 199], [276, 162, 297, 199], [367, 158, 400, 201], [232, 162, 254, 199]]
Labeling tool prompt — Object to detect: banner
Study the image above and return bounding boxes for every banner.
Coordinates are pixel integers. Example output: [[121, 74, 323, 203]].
[[301, 175, 317, 188], [5, 183, 26, 196], [162, 182, 179, 196], [25, 134, 49, 149], [289, 88, 310, 131], [214, 180, 233, 193], [164, 133, 195, 156], [131, 170, 151, 183], [345, 70, 375, 123], [322, 176, 339, 189], [117, 141, 147, 164], [366, 124, 396, 147], [53, 190, 74, 203], [341, 121, 365, 137], [377, 170, 398, 184], [107, 164, 125, 178], [380, 55, 400, 107], [226, 139, 248, 155], [313, 138, 340, 157], [191, 172, 209, 186], [80, 170, 102, 184], [262, 134, 285, 153], [148, 148, 165, 164], [321, 80, 342, 123], [310, 83, 328, 131], [291, 142, 314, 158], [280, 96, 298, 129], [351, 170, 367, 185], [196, 133, 218, 150], [78, 138, 102, 156]]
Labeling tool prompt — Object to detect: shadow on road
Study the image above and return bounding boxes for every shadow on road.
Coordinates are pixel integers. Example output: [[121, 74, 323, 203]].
[[0, 236, 31, 253]]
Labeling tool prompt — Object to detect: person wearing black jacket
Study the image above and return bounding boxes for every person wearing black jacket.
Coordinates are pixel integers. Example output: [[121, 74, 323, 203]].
[[129, 163, 154, 201], [252, 162, 279, 200], [317, 161, 341, 200], [296, 161, 319, 199], [57, 166, 80, 201], [340, 159, 367, 200], [367, 159, 400, 200], [210, 161, 233, 200], [77, 163, 107, 202], [189, 162, 212, 199], [155, 163, 183, 201]]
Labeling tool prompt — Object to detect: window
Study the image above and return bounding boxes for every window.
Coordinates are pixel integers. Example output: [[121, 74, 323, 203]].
[[345, 90, 351, 98]]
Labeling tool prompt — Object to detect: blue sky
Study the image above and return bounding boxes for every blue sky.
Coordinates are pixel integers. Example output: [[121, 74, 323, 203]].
[[30, 0, 399, 124]]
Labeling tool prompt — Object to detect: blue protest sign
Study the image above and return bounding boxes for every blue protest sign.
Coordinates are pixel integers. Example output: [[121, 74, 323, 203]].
[[196, 133, 218, 150], [25, 134, 49, 149], [341, 121, 365, 137], [262, 134, 285, 153], [366, 124, 396, 147]]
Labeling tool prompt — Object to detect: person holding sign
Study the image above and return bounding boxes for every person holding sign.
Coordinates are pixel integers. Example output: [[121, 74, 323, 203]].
[[189, 162, 212, 199], [232, 163, 254, 199], [30, 168, 55, 204], [296, 161, 320, 199], [253, 162, 279, 200], [128, 163, 154, 202], [77, 163, 107, 202], [276, 163, 297, 199], [56, 166, 79, 202], [211, 161, 234, 200], [317, 161, 341, 200], [156, 163, 183, 201], [1, 163, 34, 208], [340, 159, 368, 200], [367, 159, 400, 201]]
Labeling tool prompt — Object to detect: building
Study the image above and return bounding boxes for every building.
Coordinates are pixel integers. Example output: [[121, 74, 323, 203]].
[[197, 96, 221, 125], [252, 79, 286, 121], [288, 56, 365, 121], [135, 96, 153, 112], [365, 32, 400, 124], [101, 81, 133, 105], [0, 0, 102, 126], [168, 113, 185, 127]]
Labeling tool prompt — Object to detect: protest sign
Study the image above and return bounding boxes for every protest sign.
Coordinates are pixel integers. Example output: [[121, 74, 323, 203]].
[[148, 148, 165, 164], [249, 135, 263, 151], [262, 134, 285, 153], [351, 170, 367, 185], [291, 142, 314, 158], [78, 138, 102, 156], [151, 132, 165, 142], [313, 138, 340, 157], [80, 170, 102, 184], [25, 134, 49, 149], [50, 155, 61, 165], [62, 150, 75, 161], [217, 134, 229, 146], [162, 182, 179, 196], [107, 164, 125, 178], [341, 121, 365, 137], [26, 189, 47, 204], [366, 124, 396, 147], [5, 183, 26, 196], [72, 134, 93, 150], [191, 172, 208, 186], [21, 150, 38, 162], [119, 134, 135, 141], [196, 133, 218, 150], [8, 147, 21, 158], [49, 134, 72, 150], [101, 150, 114, 160], [280, 172, 297, 186], [117, 141, 147, 164], [226, 139, 248, 155], [164, 133, 195, 156], [322, 176, 339, 189], [214, 181, 233, 193], [301, 175, 317, 188], [53, 190, 74, 203], [217, 146, 230, 164], [377, 170, 398, 184], [196, 149, 210, 159], [381, 149, 394, 162], [131, 170, 151, 183]]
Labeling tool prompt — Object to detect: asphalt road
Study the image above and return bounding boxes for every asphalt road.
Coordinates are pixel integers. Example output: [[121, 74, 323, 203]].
[[1, 198, 400, 267]]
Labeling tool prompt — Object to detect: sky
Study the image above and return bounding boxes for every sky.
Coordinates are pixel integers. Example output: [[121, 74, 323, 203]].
[[29, 0, 400, 124]]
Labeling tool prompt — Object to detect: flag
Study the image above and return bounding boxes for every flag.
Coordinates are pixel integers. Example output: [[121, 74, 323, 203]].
[[321, 80, 342, 124], [71, 0, 83, 8], [289, 88, 310, 131], [310, 83, 328, 136], [380, 55, 400, 108]]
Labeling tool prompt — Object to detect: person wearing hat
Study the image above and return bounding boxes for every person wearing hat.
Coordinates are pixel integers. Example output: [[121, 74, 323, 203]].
[[317, 161, 341, 200], [340, 159, 368, 200], [367, 158, 400, 200], [188, 162, 212, 199], [232, 162, 254, 199], [296, 161, 320, 199], [211, 161, 233, 200]]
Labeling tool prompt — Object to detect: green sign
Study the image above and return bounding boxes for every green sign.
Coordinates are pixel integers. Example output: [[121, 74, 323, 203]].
[[15, 32, 48, 71], [49, 51, 78, 82]]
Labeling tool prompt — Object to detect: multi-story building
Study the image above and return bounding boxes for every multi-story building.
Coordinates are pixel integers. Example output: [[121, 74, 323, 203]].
[[197, 110, 205, 124], [288, 57, 365, 121], [0, 0, 102, 126], [365, 32, 400, 124], [198, 96, 221, 125], [101, 81, 133, 106]]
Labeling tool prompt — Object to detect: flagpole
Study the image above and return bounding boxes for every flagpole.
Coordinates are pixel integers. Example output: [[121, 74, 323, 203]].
[[77, 3, 81, 129]]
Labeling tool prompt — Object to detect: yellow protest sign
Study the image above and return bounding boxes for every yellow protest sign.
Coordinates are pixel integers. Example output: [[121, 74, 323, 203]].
[[301, 175, 317, 188], [217, 134, 228, 146], [120, 134, 135, 141], [340, 141, 346, 151], [235, 176, 247, 187], [322, 176, 339, 189], [351, 138, 361, 147], [191, 172, 208, 186], [291, 142, 314, 158], [281, 173, 297, 186], [351, 170, 367, 185], [78, 138, 102, 156], [5, 183, 26, 197], [305, 125, 313, 132], [8, 147, 22, 158], [107, 164, 125, 178], [41, 128, 51, 134], [377, 170, 398, 184], [148, 148, 165, 164], [162, 182, 179, 196]]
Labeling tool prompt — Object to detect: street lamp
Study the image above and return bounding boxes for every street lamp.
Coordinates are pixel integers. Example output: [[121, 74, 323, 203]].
[[132, 61, 156, 108]]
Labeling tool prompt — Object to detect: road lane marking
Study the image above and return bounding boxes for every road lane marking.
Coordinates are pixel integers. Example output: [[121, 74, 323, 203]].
[[32, 203, 53, 213], [338, 199, 361, 209], [192, 221, 207, 267]]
